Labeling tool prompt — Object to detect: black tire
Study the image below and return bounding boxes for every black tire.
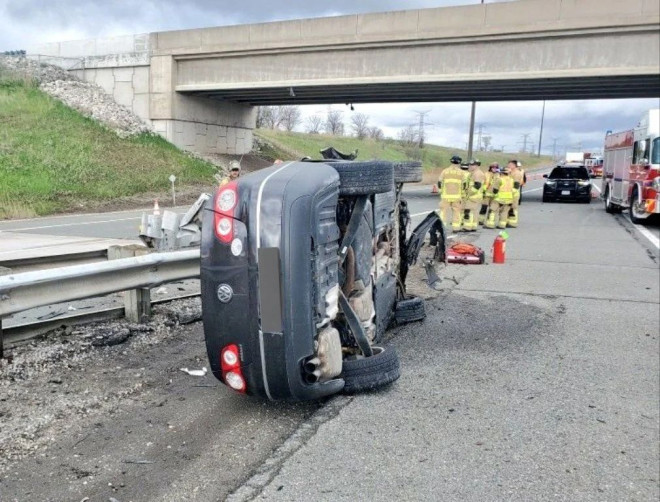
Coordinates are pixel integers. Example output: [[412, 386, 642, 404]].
[[393, 161, 423, 184], [331, 161, 395, 196], [542, 194, 552, 203], [629, 187, 646, 224], [395, 295, 426, 324], [604, 185, 621, 214], [341, 345, 400, 394]]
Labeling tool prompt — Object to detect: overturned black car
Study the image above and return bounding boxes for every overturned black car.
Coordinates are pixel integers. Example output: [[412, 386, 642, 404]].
[[200, 151, 444, 401]]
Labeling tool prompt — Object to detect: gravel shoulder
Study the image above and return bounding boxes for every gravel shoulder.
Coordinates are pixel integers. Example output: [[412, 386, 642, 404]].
[[0, 298, 318, 501]]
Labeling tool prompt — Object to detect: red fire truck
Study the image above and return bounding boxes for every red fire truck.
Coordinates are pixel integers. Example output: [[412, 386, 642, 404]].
[[601, 109, 660, 223]]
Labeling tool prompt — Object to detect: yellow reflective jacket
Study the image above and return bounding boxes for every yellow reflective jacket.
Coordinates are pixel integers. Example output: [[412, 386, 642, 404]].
[[438, 165, 467, 202], [466, 168, 486, 202], [494, 175, 514, 204]]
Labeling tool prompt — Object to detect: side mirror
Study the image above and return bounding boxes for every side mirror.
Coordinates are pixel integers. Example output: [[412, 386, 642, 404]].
[[542, 174, 548, 178], [640, 158, 650, 168]]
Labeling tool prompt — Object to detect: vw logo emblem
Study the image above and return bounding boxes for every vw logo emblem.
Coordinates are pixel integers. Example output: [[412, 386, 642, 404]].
[[217, 284, 234, 303]]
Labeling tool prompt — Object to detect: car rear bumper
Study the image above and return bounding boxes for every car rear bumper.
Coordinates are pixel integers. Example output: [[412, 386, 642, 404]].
[[201, 162, 345, 401]]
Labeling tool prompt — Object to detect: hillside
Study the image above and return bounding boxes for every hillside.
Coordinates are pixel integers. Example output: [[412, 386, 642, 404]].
[[255, 129, 553, 183], [0, 76, 219, 219]]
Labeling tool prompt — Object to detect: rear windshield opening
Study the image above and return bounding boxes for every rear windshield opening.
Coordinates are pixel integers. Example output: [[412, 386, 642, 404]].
[[549, 167, 589, 179]]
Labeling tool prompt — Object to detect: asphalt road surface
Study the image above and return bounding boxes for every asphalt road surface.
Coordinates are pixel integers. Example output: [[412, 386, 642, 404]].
[[1, 177, 658, 501]]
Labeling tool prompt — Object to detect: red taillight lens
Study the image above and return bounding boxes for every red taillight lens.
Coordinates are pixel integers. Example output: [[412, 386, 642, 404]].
[[214, 182, 237, 243], [220, 344, 246, 393]]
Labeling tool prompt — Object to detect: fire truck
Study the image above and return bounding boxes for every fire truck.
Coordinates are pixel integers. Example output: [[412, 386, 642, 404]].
[[601, 109, 660, 223], [584, 155, 603, 178]]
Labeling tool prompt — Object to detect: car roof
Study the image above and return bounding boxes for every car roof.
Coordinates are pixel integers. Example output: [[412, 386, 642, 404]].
[[556, 162, 585, 168]]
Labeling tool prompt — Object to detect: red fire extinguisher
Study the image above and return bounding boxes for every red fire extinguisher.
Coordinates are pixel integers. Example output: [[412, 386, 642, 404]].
[[492, 231, 508, 264]]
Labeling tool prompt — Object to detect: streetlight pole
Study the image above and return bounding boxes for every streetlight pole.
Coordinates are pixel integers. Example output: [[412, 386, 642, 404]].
[[537, 100, 546, 157]]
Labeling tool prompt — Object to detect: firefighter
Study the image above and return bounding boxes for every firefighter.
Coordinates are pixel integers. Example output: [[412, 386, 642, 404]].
[[437, 155, 467, 232], [479, 163, 499, 225], [220, 160, 241, 186], [485, 165, 514, 229], [463, 159, 485, 231], [507, 160, 524, 227]]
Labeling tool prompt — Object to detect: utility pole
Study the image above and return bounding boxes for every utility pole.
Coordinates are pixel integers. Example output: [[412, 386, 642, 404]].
[[520, 133, 531, 153], [413, 110, 431, 149], [467, 102, 476, 161], [476, 124, 484, 152], [537, 100, 546, 157], [551, 137, 559, 160]]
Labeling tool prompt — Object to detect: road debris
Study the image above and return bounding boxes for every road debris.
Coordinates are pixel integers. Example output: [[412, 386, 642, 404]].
[[180, 367, 208, 377]]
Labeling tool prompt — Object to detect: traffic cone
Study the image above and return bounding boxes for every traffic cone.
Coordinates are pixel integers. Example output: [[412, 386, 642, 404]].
[[153, 199, 160, 216], [431, 184, 438, 194]]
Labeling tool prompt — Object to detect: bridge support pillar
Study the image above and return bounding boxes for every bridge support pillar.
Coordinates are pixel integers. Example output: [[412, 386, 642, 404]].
[[149, 55, 256, 155]]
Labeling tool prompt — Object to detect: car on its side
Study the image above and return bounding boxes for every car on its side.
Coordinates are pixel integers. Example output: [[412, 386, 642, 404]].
[[542, 163, 592, 203], [200, 153, 444, 401]]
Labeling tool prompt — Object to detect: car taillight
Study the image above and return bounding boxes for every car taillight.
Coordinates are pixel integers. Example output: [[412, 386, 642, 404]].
[[214, 182, 237, 243], [221, 344, 246, 393]]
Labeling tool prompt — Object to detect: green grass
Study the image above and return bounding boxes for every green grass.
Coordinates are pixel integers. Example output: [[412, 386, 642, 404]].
[[255, 129, 553, 183], [0, 76, 217, 218]]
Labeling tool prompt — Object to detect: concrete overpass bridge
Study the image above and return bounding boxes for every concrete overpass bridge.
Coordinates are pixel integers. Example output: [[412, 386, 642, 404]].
[[34, 0, 660, 154]]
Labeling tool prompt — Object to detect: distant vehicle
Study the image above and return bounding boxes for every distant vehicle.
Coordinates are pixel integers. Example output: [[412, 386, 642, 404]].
[[601, 109, 660, 223], [584, 156, 603, 178], [200, 152, 445, 401], [542, 163, 592, 203], [565, 151, 586, 163]]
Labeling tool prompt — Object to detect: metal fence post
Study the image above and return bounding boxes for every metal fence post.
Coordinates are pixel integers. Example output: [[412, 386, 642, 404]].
[[0, 266, 11, 358], [108, 246, 152, 323]]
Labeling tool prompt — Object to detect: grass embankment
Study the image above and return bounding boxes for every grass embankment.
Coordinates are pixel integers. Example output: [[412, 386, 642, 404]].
[[0, 77, 217, 219], [255, 129, 553, 184]]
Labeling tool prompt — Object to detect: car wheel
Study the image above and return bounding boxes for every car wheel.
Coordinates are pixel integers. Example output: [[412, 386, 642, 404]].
[[392, 161, 423, 183], [604, 186, 613, 213], [629, 187, 646, 224], [341, 345, 400, 394], [395, 295, 426, 324], [542, 194, 551, 203], [330, 161, 395, 196]]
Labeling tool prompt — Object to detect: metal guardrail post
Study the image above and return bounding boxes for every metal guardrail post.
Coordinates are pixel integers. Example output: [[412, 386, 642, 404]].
[[108, 245, 152, 323], [0, 266, 11, 358]]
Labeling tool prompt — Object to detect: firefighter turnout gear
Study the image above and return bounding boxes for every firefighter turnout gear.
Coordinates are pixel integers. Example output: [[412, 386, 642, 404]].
[[438, 163, 468, 232], [508, 161, 524, 228], [480, 164, 499, 225], [486, 172, 514, 229], [463, 164, 486, 231]]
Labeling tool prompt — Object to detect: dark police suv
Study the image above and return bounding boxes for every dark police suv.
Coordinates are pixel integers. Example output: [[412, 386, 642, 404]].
[[542, 163, 592, 203]]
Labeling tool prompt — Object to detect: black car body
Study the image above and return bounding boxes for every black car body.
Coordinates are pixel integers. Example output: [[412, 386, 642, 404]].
[[201, 157, 442, 401], [542, 163, 592, 203]]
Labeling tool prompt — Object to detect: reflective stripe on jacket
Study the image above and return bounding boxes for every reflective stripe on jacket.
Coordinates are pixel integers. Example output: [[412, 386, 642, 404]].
[[494, 176, 514, 204], [439, 166, 466, 202]]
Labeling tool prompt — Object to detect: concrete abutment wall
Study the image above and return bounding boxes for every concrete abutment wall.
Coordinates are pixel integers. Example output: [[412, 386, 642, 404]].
[[31, 34, 255, 155]]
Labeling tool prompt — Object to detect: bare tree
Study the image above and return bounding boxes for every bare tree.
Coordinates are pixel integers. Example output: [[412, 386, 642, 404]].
[[306, 114, 323, 134], [482, 135, 492, 152], [258, 106, 281, 129], [350, 113, 370, 139], [368, 126, 385, 141], [279, 105, 302, 132], [325, 108, 345, 136], [398, 125, 417, 146]]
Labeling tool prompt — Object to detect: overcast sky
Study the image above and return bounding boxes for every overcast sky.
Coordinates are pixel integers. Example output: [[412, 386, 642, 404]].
[[1, 0, 658, 156]]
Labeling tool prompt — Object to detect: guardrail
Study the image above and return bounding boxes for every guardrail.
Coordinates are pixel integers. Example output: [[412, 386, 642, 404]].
[[0, 249, 201, 357]]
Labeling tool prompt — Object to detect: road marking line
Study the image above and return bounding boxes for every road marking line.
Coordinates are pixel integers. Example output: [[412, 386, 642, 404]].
[[524, 187, 543, 193], [634, 224, 660, 249], [591, 184, 601, 193], [7, 217, 140, 231], [411, 211, 432, 217]]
